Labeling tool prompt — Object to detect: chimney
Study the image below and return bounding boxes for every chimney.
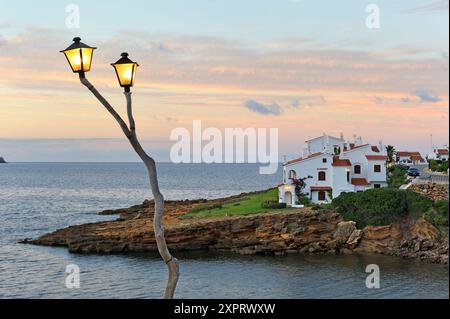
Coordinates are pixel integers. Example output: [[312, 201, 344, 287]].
[[379, 140, 384, 154]]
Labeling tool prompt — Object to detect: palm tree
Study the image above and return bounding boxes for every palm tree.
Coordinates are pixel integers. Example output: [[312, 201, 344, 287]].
[[386, 145, 396, 164]]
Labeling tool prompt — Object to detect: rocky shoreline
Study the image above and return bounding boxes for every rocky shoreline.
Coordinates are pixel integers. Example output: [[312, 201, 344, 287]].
[[22, 192, 448, 264]]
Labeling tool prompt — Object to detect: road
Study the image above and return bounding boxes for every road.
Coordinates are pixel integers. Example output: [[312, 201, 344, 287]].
[[412, 164, 449, 183]]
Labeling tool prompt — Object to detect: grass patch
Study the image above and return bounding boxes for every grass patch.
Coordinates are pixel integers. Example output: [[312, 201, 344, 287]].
[[184, 188, 282, 218]]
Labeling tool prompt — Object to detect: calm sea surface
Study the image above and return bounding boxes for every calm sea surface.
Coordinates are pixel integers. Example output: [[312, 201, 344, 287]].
[[0, 163, 448, 299]]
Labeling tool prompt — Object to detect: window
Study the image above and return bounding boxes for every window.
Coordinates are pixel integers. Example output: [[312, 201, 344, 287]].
[[289, 170, 296, 180], [374, 184, 381, 189], [318, 171, 326, 181], [347, 171, 350, 183], [334, 146, 341, 155], [322, 158, 327, 163], [374, 165, 381, 173], [354, 165, 361, 174], [318, 191, 326, 201]]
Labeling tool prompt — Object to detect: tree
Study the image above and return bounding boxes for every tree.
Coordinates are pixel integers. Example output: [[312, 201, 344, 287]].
[[290, 175, 313, 198], [386, 145, 395, 164], [60, 37, 179, 298], [80, 78, 179, 299]]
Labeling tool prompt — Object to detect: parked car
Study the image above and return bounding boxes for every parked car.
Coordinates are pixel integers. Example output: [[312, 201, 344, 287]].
[[407, 167, 420, 177]]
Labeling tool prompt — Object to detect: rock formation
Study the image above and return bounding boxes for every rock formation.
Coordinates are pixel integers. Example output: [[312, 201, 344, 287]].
[[0, 157, 6, 163], [22, 195, 448, 264], [409, 183, 449, 201]]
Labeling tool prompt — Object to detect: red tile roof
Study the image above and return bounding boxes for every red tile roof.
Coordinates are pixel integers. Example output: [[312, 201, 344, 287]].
[[332, 156, 352, 166], [351, 178, 371, 186], [366, 155, 388, 161], [437, 149, 449, 155], [284, 152, 323, 166], [411, 155, 425, 162], [346, 144, 370, 152], [310, 186, 332, 191], [396, 151, 421, 157], [396, 151, 425, 162]]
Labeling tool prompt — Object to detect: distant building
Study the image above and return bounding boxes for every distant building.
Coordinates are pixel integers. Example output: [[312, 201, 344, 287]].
[[428, 148, 449, 161], [395, 151, 427, 166], [278, 133, 387, 205]]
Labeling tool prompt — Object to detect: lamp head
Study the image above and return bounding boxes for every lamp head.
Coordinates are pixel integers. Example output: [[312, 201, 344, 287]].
[[111, 52, 139, 92], [60, 37, 97, 78]]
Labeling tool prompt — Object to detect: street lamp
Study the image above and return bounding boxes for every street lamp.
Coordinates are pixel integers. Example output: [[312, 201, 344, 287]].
[[111, 52, 139, 92], [60, 37, 96, 78], [60, 37, 179, 299]]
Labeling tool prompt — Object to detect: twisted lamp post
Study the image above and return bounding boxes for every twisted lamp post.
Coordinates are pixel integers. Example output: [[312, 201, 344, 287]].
[[60, 37, 179, 299]]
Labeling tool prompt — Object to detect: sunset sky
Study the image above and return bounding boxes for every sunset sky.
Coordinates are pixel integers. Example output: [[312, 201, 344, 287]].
[[0, 0, 448, 162]]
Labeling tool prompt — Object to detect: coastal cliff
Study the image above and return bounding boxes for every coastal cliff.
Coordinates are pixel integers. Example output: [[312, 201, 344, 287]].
[[23, 195, 448, 264], [0, 157, 6, 163]]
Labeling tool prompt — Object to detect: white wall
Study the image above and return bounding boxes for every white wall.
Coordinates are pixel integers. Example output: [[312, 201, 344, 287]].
[[397, 156, 412, 164], [311, 190, 331, 203], [367, 159, 387, 182], [307, 135, 345, 154], [284, 154, 334, 203], [332, 166, 354, 198], [342, 145, 371, 180]]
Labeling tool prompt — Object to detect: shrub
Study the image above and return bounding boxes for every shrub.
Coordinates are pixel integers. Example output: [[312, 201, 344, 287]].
[[261, 201, 287, 209], [429, 160, 449, 173], [425, 200, 449, 227], [405, 190, 433, 219], [189, 203, 223, 214], [434, 200, 449, 216], [296, 195, 311, 206], [425, 211, 448, 227], [387, 165, 408, 188], [332, 189, 410, 228]]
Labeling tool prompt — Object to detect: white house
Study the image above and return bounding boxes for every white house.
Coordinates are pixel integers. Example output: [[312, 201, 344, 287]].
[[278, 133, 388, 205], [429, 148, 449, 161], [395, 151, 427, 166]]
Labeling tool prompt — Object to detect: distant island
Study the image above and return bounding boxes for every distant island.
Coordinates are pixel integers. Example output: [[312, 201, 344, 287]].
[[0, 157, 6, 163]]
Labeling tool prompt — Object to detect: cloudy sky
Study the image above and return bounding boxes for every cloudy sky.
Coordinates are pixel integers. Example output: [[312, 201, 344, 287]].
[[0, 0, 448, 162]]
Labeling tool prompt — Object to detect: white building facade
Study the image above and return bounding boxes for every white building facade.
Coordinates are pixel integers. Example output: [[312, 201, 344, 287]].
[[395, 151, 427, 166], [278, 134, 388, 205], [428, 148, 449, 161]]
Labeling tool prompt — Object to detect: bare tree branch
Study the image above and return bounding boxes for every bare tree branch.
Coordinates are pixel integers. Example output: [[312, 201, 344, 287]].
[[80, 78, 179, 299], [80, 78, 131, 138], [125, 92, 136, 137]]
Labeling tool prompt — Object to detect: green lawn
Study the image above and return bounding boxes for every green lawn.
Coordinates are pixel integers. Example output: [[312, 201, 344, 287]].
[[184, 188, 281, 218]]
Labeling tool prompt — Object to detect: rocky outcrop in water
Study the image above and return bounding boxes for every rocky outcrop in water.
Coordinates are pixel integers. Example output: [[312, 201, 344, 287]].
[[0, 157, 6, 163], [356, 218, 448, 264], [22, 195, 448, 264]]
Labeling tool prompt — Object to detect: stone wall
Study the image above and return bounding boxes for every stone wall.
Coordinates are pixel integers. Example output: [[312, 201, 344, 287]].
[[409, 183, 449, 201]]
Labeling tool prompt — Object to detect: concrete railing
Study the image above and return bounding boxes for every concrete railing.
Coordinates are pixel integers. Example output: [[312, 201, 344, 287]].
[[414, 175, 449, 184]]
